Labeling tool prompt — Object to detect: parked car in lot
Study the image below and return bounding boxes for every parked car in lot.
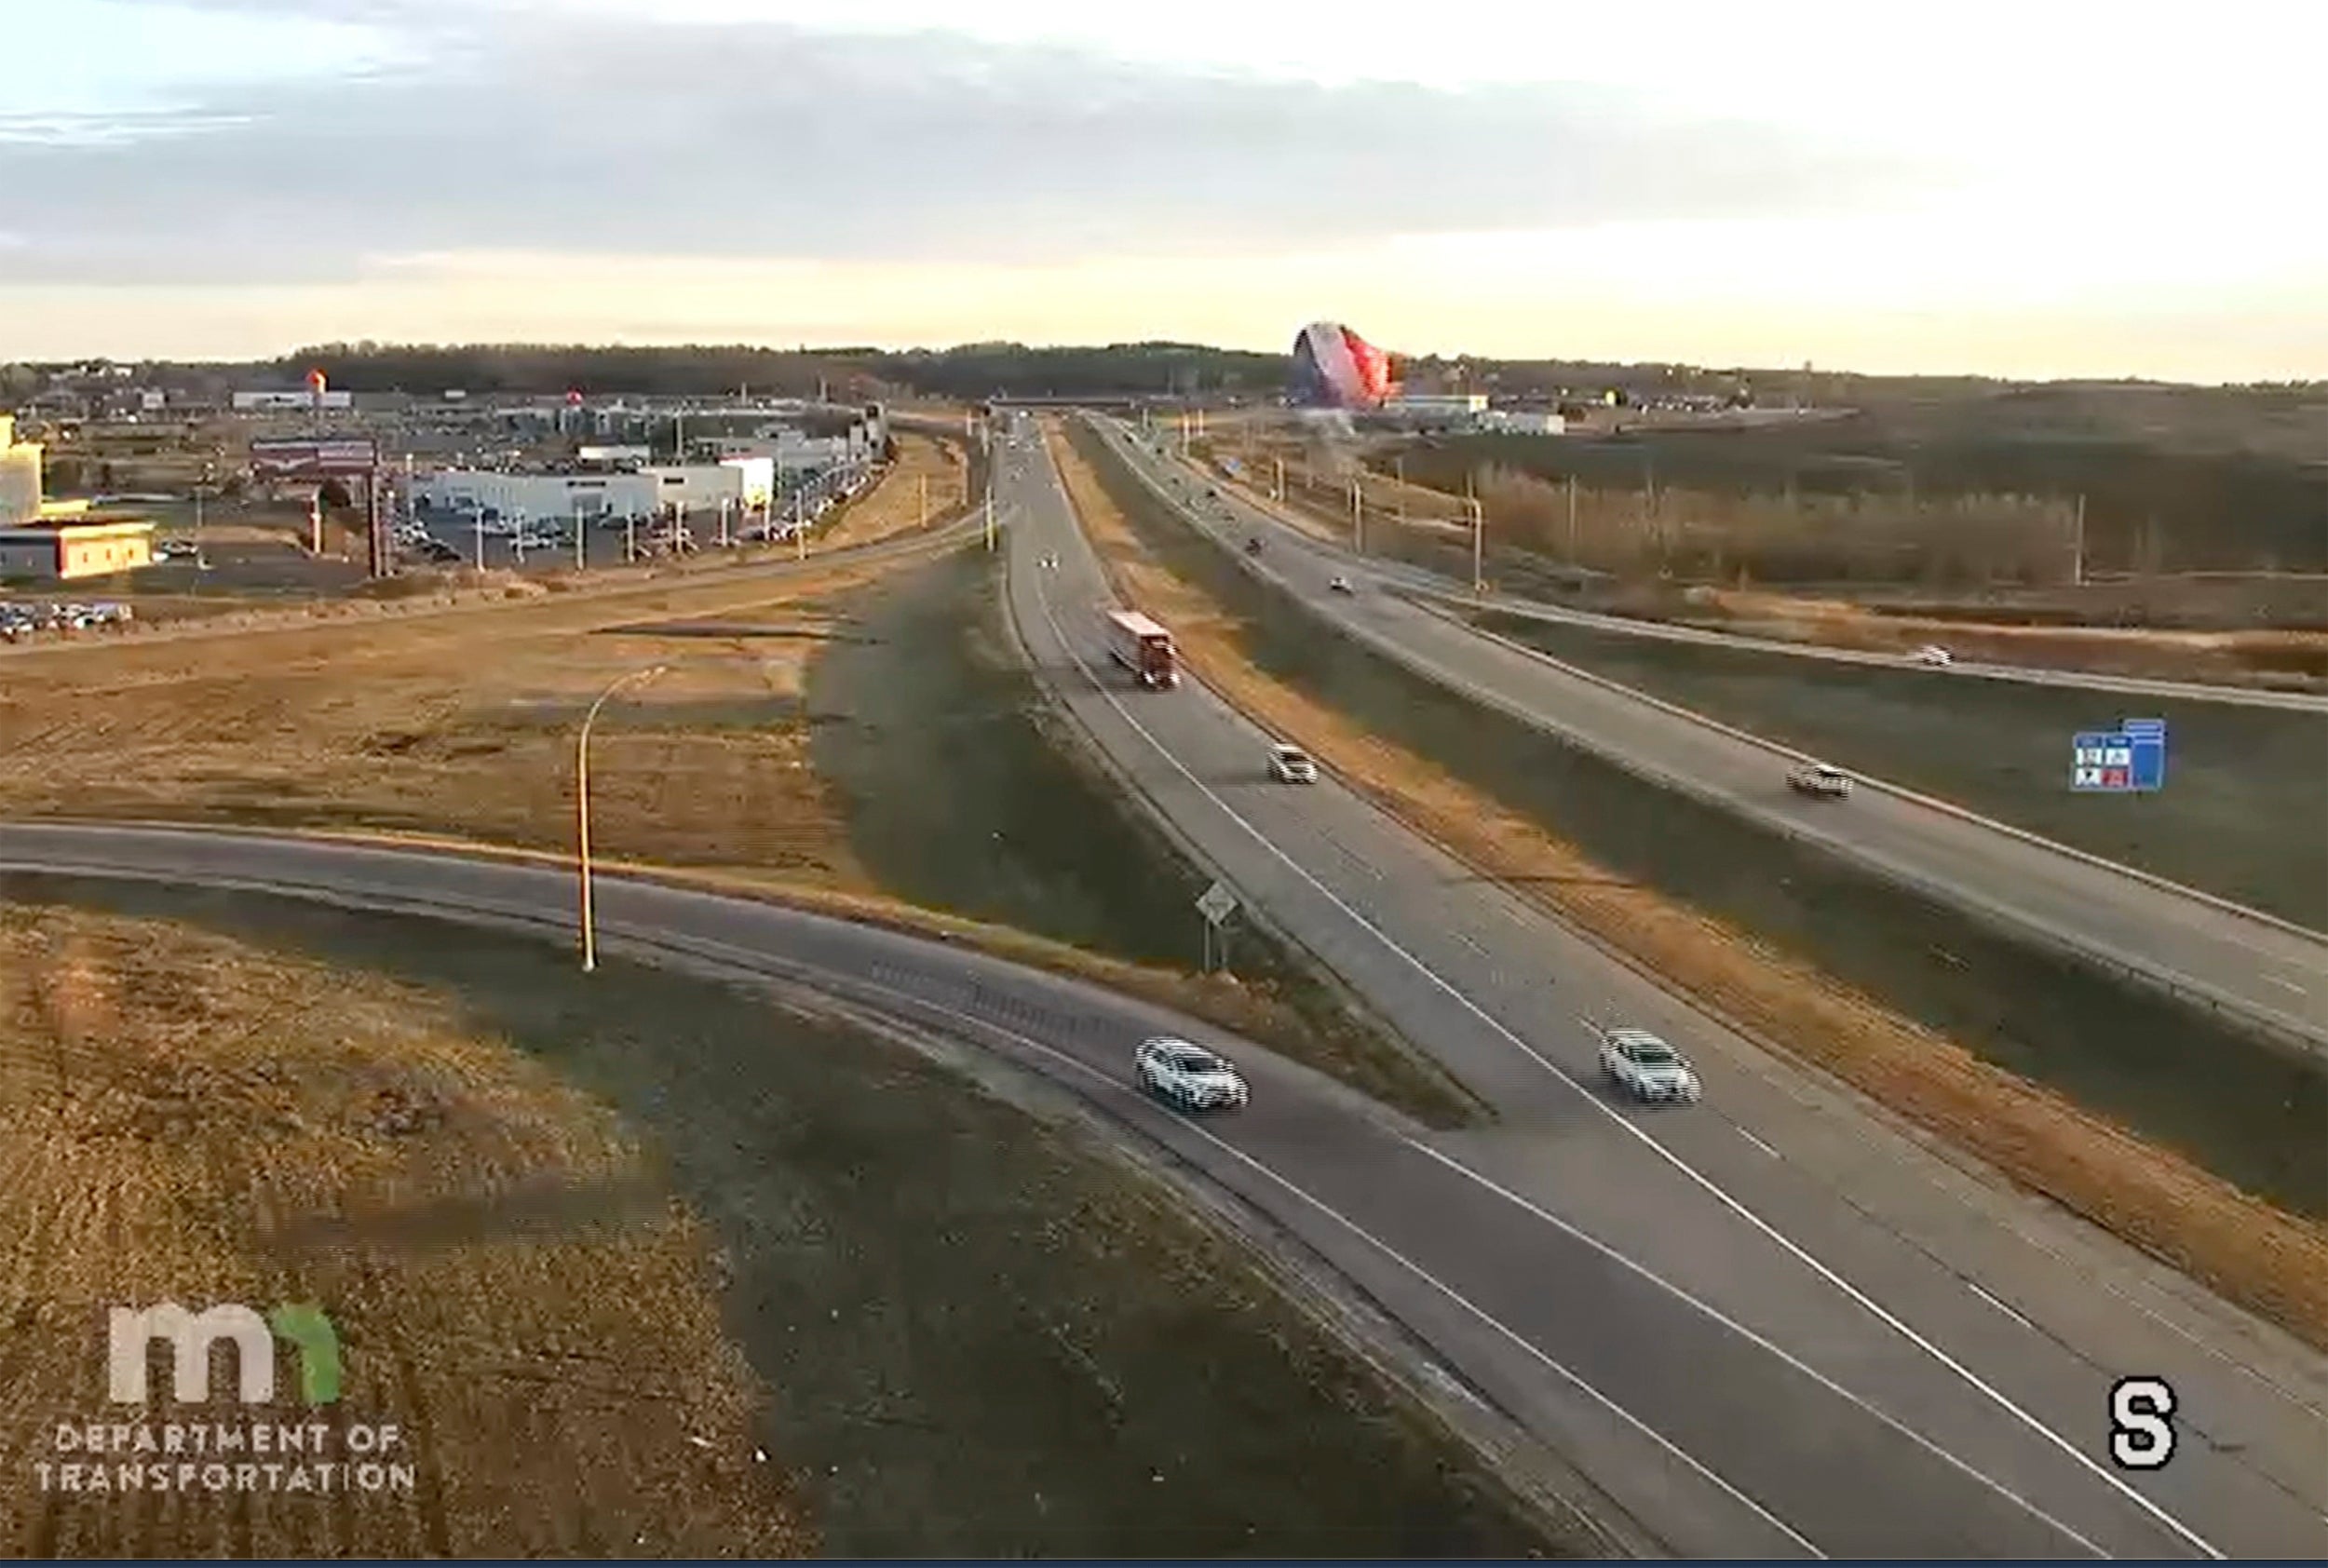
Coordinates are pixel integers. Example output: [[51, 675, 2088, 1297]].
[[1787, 763, 1852, 799], [1599, 1028, 1702, 1103], [1134, 1036, 1249, 1112], [1266, 742, 1319, 784]]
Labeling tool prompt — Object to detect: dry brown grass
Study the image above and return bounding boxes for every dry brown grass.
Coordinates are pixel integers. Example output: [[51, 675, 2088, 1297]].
[[817, 433, 970, 552], [1044, 418, 2328, 1352], [1, 545, 1404, 1118], [0, 903, 806, 1556], [1689, 588, 2328, 683], [0, 558, 910, 885]]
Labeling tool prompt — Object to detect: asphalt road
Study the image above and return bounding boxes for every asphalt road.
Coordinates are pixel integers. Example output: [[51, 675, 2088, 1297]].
[[8, 818, 2324, 1558], [1088, 422, 2328, 1052], [989, 415, 2328, 1557]]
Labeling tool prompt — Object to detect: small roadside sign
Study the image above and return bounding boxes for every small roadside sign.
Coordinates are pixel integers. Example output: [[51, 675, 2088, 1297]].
[[1195, 880, 1238, 926]]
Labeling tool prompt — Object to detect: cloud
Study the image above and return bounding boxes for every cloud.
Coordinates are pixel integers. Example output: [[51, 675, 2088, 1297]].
[[0, 1, 1925, 286]]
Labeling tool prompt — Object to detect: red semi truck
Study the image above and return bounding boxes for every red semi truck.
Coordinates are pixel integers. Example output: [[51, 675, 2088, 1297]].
[[1106, 609, 1179, 689]]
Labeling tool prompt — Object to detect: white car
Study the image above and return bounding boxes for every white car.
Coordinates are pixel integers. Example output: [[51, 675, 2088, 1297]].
[[1134, 1036, 1250, 1112], [1266, 743, 1319, 784], [1328, 575, 1355, 594], [1912, 644, 1954, 667], [1787, 763, 1852, 799], [1599, 1028, 1702, 1103]]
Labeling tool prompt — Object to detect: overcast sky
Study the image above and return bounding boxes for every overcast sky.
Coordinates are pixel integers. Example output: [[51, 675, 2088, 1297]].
[[3, 0, 2321, 379]]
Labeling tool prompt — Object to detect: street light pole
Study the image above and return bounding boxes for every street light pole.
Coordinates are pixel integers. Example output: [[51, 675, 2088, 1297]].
[[576, 663, 668, 972], [1469, 498, 1485, 593]]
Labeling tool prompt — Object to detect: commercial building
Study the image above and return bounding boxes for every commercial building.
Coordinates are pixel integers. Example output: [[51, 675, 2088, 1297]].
[[642, 458, 775, 511], [407, 467, 658, 523], [1383, 394, 1490, 428], [0, 415, 42, 525], [0, 519, 156, 581], [234, 389, 354, 412], [1477, 410, 1567, 435]]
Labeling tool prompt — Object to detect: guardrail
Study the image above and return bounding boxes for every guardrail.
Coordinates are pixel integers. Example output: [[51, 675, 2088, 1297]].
[[1085, 416, 2328, 1062]]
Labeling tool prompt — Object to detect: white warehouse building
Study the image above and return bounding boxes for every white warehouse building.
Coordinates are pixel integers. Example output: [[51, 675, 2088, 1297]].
[[408, 468, 659, 522], [643, 458, 774, 511]]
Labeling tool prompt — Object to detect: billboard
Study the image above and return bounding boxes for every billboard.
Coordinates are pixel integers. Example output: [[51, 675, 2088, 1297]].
[[250, 439, 379, 477]]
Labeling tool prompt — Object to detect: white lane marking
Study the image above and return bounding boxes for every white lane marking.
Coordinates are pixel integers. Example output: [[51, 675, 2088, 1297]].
[[1739, 1129, 1781, 1159], [1020, 449, 2225, 1561], [1969, 1282, 2037, 1332], [1457, 932, 1488, 955], [1399, 1136, 2105, 1556], [634, 904, 1820, 1559], [2266, 976, 2309, 995]]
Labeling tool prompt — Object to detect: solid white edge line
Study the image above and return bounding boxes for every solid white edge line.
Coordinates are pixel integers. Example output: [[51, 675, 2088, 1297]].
[[13, 839, 1814, 1554], [1969, 1282, 2038, 1331], [1395, 1134, 2104, 1557], [1033, 426, 2226, 1561]]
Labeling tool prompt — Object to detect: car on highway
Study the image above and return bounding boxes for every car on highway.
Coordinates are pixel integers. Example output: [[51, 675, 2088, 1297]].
[[1245, 537, 1264, 555], [1329, 575, 1355, 594], [1912, 643, 1955, 667], [1787, 762, 1853, 799], [1599, 1028, 1702, 1103], [1266, 742, 1319, 784], [1135, 1036, 1250, 1112]]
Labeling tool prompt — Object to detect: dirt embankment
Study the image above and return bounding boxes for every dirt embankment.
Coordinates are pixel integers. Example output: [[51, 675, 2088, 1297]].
[[1046, 416, 2328, 1353], [0, 903, 805, 1557], [0, 894, 1585, 1556]]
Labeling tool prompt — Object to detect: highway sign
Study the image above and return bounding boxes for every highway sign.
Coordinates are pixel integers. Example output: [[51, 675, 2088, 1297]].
[[2072, 718, 2167, 792], [1195, 880, 1239, 926]]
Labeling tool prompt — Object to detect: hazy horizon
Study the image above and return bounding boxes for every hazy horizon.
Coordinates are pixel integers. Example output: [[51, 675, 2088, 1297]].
[[7, 0, 2322, 382]]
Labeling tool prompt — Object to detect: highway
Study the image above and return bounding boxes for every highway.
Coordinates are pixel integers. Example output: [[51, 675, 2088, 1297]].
[[1086, 420, 2328, 1051], [1191, 465, 2328, 714], [993, 413, 2328, 1557], [7, 818, 2326, 1558]]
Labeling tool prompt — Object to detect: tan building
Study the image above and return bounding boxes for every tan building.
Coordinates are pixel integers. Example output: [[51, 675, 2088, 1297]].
[[0, 414, 41, 526], [0, 520, 155, 581]]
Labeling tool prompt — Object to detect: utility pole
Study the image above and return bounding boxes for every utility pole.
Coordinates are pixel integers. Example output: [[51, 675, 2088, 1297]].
[[2072, 492, 2087, 587], [1394, 453, 1406, 525], [474, 508, 485, 571], [1469, 497, 1485, 593], [576, 664, 667, 972], [625, 512, 637, 564], [984, 491, 995, 551], [1272, 456, 1284, 502], [1350, 478, 1363, 553], [574, 501, 586, 571], [1567, 475, 1579, 564]]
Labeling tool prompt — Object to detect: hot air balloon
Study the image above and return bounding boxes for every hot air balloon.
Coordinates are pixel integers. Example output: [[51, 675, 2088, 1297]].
[[1290, 321, 1396, 411]]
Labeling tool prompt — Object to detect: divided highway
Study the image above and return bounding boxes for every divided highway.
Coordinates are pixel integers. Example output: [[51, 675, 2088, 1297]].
[[990, 413, 2328, 1557], [1092, 421, 2328, 1051]]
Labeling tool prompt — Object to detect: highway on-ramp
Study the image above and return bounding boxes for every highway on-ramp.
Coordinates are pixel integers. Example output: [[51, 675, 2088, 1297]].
[[1090, 421, 2328, 1051], [989, 414, 2328, 1558]]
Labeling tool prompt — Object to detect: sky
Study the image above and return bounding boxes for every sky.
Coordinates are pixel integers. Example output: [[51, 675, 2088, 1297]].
[[2, 0, 2322, 380]]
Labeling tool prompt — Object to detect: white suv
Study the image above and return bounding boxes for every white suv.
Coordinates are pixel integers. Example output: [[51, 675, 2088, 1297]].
[[1599, 1028, 1702, 1103], [1135, 1036, 1250, 1112], [1267, 743, 1319, 784]]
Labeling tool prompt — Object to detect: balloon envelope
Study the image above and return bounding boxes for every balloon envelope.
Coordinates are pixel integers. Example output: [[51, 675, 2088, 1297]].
[[1290, 321, 1394, 410]]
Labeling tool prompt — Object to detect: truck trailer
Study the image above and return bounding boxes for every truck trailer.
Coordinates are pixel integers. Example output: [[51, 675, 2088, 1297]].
[[1106, 609, 1179, 690]]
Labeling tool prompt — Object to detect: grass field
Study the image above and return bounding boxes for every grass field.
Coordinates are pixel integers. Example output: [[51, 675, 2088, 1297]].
[[1052, 415, 2328, 1351], [1467, 611, 2328, 932], [0, 509, 1464, 1124], [0, 891, 1580, 1558]]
